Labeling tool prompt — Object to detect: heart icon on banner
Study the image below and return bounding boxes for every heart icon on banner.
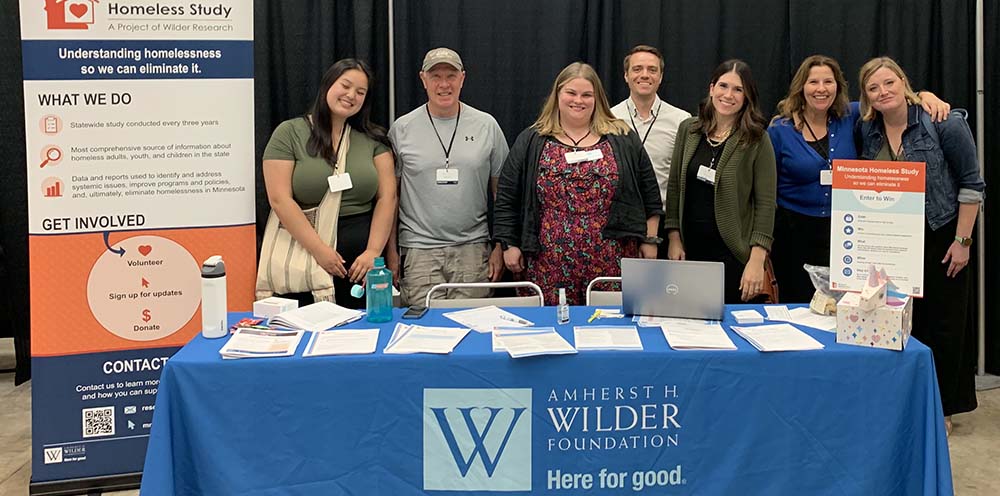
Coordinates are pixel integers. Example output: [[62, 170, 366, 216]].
[[69, 3, 89, 19], [138, 245, 153, 256]]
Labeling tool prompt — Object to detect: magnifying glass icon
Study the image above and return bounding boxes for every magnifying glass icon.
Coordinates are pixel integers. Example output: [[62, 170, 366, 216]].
[[40, 147, 62, 168]]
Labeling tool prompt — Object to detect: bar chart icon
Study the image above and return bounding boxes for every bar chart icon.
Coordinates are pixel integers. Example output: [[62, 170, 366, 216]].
[[42, 177, 63, 197]]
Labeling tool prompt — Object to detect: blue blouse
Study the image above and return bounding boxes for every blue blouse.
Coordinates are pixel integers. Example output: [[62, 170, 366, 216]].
[[767, 101, 860, 217]]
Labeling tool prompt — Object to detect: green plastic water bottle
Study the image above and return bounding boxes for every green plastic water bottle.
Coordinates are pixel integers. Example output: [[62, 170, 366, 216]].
[[366, 257, 393, 323]]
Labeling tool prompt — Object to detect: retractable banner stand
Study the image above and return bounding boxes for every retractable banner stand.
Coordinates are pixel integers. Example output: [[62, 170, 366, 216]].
[[19, 0, 254, 486]]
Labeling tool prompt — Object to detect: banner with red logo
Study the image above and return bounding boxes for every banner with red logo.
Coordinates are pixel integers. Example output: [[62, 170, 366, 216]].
[[19, 0, 254, 484]]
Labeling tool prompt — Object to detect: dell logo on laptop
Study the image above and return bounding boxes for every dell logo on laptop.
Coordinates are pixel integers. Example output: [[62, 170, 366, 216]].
[[665, 284, 679, 295]]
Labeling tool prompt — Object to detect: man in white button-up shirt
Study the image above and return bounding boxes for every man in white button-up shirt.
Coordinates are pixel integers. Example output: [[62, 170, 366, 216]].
[[610, 45, 691, 208]]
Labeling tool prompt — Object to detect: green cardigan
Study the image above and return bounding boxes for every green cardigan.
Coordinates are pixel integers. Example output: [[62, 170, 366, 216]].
[[663, 117, 776, 264]]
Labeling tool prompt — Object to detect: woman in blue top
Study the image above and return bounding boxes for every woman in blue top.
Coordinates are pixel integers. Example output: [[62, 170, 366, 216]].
[[767, 55, 949, 302], [857, 56, 985, 431]]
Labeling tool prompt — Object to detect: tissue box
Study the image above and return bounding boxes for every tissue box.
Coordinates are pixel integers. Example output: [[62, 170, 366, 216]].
[[253, 297, 298, 318], [836, 292, 912, 351]]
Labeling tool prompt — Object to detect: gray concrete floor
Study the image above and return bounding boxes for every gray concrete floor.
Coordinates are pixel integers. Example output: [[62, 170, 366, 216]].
[[1, 337, 998, 495]]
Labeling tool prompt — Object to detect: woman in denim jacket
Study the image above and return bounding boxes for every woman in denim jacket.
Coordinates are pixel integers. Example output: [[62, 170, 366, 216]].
[[856, 57, 985, 434]]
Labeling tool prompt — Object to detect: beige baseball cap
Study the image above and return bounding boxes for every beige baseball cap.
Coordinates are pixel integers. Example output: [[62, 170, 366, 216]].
[[421, 47, 464, 71]]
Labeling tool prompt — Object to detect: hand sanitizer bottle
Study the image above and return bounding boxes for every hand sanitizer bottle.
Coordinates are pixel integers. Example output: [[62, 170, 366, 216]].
[[366, 257, 393, 323], [557, 287, 570, 324]]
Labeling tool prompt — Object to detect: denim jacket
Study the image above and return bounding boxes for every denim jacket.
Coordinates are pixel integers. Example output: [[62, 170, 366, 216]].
[[856, 105, 985, 231]]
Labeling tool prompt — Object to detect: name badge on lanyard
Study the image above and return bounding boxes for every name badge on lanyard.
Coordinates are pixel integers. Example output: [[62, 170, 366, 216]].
[[819, 169, 833, 186], [436, 168, 459, 184], [697, 165, 716, 185], [328, 173, 353, 192]]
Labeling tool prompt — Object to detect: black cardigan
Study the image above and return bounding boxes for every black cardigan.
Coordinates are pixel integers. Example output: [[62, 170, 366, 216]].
[[493, 127, 663, 254]]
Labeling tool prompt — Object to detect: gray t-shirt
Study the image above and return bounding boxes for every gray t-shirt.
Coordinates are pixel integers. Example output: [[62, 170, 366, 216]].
[[389, 102, 509, 248]]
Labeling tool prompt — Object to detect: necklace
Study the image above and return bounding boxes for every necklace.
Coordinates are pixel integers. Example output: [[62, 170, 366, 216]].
[[563, 128, 592, 147], [706, 127, 731, 147]]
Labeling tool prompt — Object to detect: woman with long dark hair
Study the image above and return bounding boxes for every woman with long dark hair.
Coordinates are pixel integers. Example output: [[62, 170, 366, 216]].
[[260, 59, 396, 308], [663, 59, 776, 303]]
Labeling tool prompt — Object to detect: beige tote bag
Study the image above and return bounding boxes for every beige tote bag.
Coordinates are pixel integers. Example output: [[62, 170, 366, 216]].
[[255, 125, 351, 302]]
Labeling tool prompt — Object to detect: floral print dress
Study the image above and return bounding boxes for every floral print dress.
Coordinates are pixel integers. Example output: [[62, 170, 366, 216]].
[[523, 137, 639, 305]]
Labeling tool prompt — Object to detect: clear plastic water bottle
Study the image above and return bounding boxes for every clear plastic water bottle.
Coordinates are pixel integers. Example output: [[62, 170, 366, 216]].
[[557, 287, 570, 324], [366, 257, 393, 323]]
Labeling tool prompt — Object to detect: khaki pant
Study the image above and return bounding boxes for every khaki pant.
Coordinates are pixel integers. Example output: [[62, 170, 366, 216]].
[[401, 243, 491, 306]]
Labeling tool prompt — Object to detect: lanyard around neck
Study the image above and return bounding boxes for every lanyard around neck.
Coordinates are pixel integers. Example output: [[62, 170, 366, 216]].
[[628, 99, 660, 147], [426, 104, 461, 168]]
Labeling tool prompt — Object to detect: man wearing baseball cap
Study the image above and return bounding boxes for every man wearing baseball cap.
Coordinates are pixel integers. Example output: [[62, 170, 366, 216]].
[[387, 47, 509, 305]]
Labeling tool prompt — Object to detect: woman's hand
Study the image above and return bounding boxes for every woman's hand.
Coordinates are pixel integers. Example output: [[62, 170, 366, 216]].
[[918, 91, 951, 122], [942, 241, 970, 278], [666, 238, 685, 261], [503, 246, 525, 274], [348, 249, 379, 283], [488, 245, 505, 281], [316, 246, 347, 278], [740, 260, 765, 302], [639, 242, 658, 259]]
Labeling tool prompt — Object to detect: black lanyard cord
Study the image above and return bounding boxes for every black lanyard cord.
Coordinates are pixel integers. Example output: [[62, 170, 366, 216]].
[[628, 99, 660, 147], [426, 104, 461, 168]]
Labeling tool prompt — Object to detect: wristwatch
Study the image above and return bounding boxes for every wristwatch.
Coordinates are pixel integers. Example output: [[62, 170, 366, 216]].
[[642, 235, 663, 245], [954, 236, 973, 247]]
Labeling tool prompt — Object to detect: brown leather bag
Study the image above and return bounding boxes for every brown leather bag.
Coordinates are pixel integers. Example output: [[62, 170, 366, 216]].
[[761, 256, 780, 304]]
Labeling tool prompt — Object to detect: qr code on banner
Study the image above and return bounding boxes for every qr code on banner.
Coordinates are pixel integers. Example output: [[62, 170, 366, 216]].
[[82, 406, 115, 438]]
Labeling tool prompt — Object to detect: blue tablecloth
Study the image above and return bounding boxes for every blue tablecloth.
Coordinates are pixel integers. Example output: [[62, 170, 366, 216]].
[[140, 305, 952, 495]]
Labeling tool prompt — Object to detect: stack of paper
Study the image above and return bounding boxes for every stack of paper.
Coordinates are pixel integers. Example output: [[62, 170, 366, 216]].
[[442, 306, 534, 333], [268, 301, 364, 331], [219, 328, 304, 359], [493, 327, 577, 358], [383, 323, 470, 354], [573, 326, 643, 351], [731, 309, 764, 324], [660, 319, 737, 350], [763, 305, 793, 321], [302, 328, 380, 357], [732, 323, 825, 352]]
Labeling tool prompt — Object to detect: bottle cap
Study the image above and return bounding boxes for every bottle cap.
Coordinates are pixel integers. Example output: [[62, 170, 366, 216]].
[[558, 287, 567, 305], [374, 257, 385, 268], [350, 284, 365, 298]]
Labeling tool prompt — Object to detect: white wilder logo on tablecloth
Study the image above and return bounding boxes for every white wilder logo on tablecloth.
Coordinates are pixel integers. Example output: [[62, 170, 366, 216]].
[[423, 388, 532, 491]]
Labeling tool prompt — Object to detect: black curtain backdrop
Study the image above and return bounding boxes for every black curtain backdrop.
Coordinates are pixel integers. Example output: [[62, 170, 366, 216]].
[[0, 0, 996, 382], [1, 0, 30, 384], [253, 0, 390, 242], [986, 0, 999, 374]]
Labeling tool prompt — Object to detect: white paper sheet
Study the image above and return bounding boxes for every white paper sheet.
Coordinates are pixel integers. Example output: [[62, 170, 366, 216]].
[[219, 328, 304, 359], [494, 327, 577, 358], [383, 325, 470, 354], [732, 323, 825, 352], [787, 307, 837, 332], [492, 327, 546, 352], [442, 306, 535, 333], [573, 326, 643, 351], [659, 320, 736, 350], [303, 328, 380, 357]]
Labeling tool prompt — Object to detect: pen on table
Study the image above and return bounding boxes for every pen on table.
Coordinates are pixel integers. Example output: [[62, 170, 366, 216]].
[[587, 310, 601, 323], [499, 314, 531, 325]]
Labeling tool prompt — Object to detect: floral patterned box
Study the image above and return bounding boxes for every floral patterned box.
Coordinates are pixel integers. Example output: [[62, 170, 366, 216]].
[[836, 292, 913, 351]]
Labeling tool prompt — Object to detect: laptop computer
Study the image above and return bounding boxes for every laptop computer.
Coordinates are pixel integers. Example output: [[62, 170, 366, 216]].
[[621, 258, 725, 320]]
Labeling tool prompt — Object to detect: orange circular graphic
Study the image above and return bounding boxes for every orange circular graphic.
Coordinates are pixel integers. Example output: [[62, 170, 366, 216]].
[[87, 235, 201, 341]]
